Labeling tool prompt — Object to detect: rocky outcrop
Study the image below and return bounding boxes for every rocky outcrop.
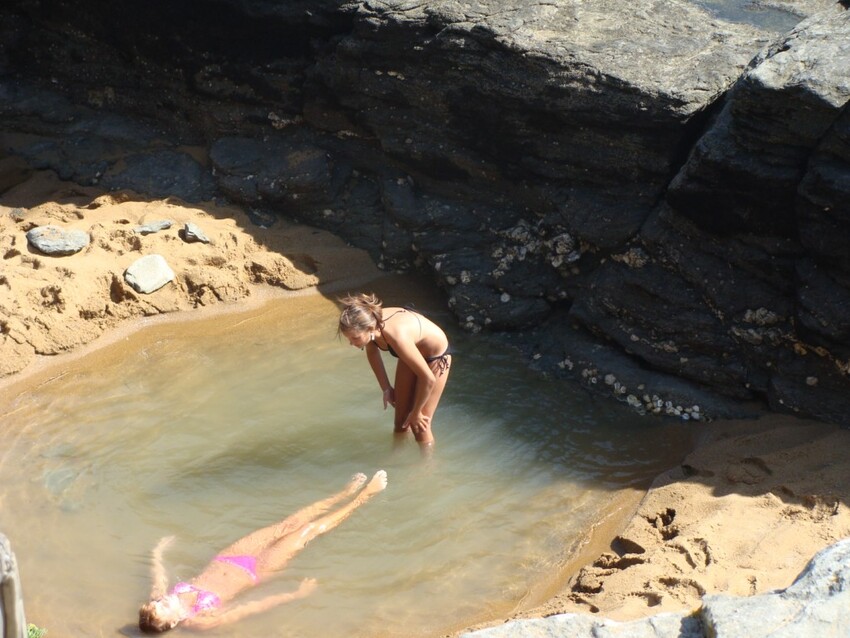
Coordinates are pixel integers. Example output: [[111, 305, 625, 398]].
[[0, 0, 848, 424], [459, 536, 850, 638], [566, 7, 850, 424]]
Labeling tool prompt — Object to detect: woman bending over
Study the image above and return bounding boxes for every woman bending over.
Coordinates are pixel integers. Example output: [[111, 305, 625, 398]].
[[139, 470, 387, 632], [338, 293, 452, 455]]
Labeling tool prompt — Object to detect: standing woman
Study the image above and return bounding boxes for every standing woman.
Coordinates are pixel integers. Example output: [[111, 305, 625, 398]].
[[338, 293, 452, 454]]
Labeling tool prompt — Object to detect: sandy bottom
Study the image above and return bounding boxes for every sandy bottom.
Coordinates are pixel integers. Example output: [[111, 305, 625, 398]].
[[2, 168, 849, 633]]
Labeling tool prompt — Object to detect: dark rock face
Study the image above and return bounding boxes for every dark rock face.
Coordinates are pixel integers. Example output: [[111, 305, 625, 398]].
[[654, 8, 850, 423], [0, 0, 848, 424]]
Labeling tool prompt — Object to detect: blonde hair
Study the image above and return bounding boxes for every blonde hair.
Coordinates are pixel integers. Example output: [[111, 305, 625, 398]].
[[139, 597, 180, 633], [338, 293, 383, 335]]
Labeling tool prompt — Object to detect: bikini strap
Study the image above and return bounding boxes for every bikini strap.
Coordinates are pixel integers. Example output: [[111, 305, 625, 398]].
[[382, 309, 406, 322]]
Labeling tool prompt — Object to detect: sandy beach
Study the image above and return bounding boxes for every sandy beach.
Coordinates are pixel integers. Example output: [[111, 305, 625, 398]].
[[3, 168, 849, 632]]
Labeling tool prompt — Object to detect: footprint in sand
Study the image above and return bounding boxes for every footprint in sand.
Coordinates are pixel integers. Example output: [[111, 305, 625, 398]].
[[725, 456, 772, 485]]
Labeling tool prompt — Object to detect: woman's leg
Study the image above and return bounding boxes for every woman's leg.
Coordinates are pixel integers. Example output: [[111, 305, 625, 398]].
[[393, 361, 416, 432], [257, 470, 388, 572], [392, 360, 416, 449], [393, 356, 451, 451], [219, 473, 368, 556], [420, 356, 451, 432]]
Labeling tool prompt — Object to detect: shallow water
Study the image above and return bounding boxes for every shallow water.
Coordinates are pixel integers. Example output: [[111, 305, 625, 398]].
[[0, 277, 693, 638]]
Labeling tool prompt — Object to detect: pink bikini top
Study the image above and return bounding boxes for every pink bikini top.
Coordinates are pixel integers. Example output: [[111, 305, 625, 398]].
[[168, 554, 257, 616], [171, 581, 221, 616]]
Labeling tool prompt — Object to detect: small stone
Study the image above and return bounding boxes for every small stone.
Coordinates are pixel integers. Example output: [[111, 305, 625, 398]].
[[124, 254, 175, 293], [134, 219, 173, 235], [181, 222, 211, 244], [26, 225, 90, 256]]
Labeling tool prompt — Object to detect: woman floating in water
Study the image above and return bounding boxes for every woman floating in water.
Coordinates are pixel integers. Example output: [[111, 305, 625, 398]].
[[338, 293, 452, 454], [138, 470, 388, 632]]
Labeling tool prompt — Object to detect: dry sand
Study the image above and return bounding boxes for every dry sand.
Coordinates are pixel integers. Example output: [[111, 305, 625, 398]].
[[2, 167, 849, 632], [0, 162, 381, 384]]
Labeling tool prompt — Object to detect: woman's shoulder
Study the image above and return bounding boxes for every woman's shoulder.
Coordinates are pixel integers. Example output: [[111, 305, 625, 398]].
[[382, 308, 417, 333]]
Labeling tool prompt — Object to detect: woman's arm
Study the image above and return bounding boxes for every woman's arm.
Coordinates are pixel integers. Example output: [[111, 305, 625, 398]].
[[365, 342, 395, 408], [149, 535, 175, 598], [383, 331, 436, 427], [184, 578, 318, 629]]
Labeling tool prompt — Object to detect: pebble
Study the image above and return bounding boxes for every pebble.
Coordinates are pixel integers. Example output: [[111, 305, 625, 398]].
[[134, 219, 173, 235], [182, 222, 211, 244]]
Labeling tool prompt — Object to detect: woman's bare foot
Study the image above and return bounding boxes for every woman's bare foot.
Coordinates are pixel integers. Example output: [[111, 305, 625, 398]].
[[363, 470, 388, 496]]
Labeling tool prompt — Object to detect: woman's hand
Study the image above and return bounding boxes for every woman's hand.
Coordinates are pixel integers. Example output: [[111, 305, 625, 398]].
[[382, 387, 396, 409], [403, 412, 431, 436], [298, 578, 318, 596]]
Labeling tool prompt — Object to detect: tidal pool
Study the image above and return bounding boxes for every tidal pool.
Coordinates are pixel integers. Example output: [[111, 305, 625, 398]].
[[0, 277, 693, 638]]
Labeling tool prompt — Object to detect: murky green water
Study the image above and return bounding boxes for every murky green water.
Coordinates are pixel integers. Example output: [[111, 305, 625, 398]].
[[0, 277, 693, 638]]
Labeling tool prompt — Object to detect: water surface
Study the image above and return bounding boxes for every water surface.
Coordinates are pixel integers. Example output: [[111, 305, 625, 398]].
[[0, 278, 693, 637]]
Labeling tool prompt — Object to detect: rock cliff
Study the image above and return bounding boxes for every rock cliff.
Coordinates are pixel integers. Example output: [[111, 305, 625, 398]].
[[0, 0, 847, 424]]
